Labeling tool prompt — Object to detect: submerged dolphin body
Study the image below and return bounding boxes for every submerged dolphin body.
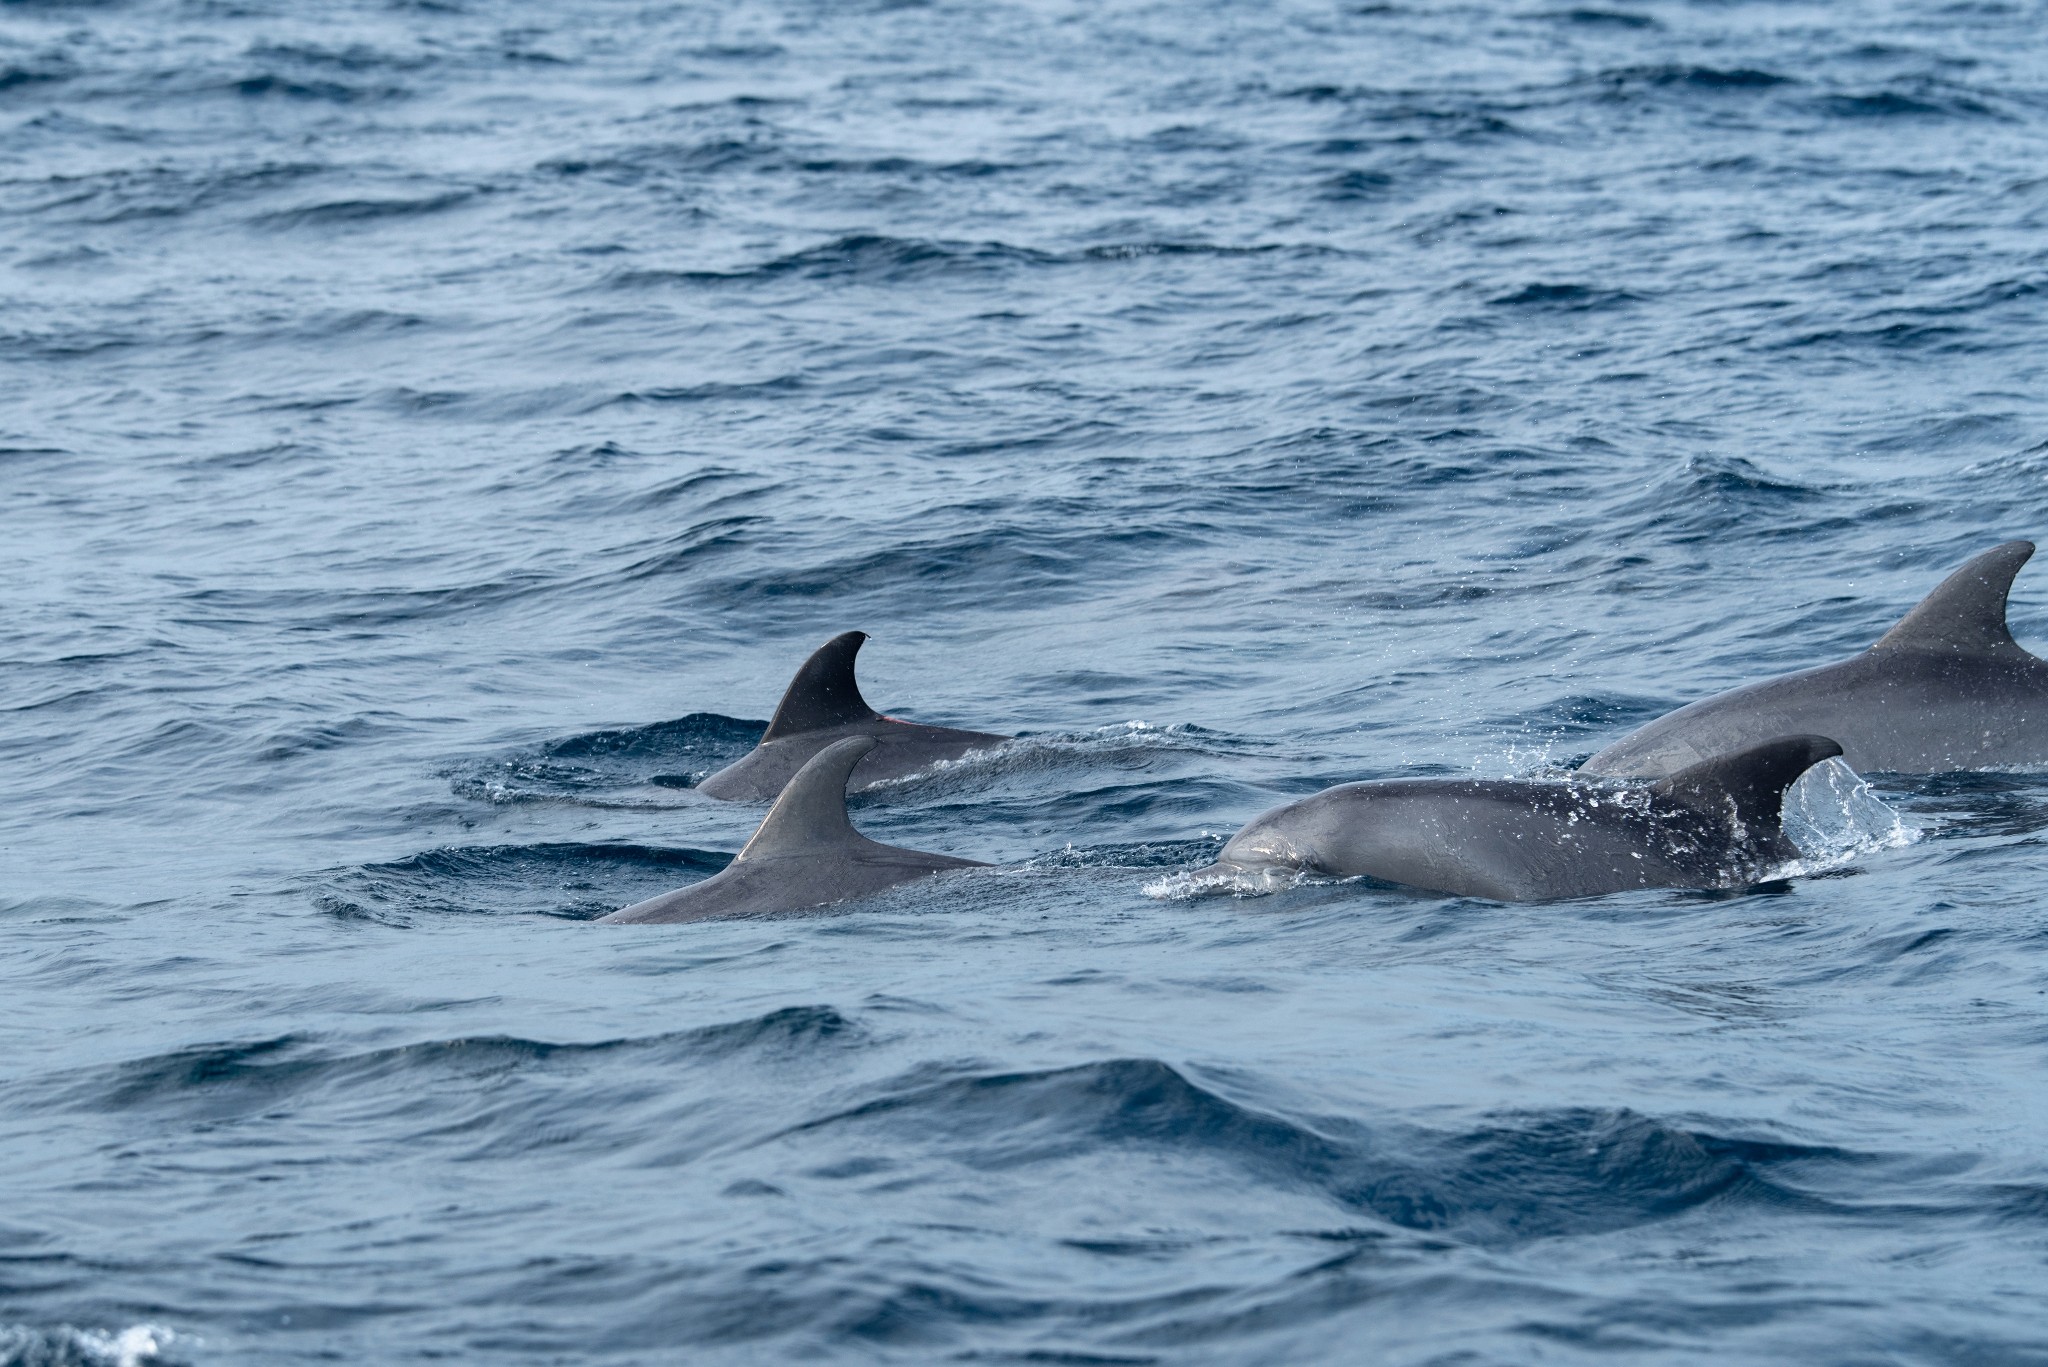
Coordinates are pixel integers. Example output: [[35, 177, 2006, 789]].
[[603, 737, 987, 924], [695, 632, 1009, 801], [1583, 541, 2048, 779], [1194, 736, 1843, 902]]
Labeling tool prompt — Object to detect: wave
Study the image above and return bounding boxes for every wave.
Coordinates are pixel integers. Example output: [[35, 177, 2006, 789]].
[[542, 142, 1023, 186], [14, 160, 329, 227], [597, 234, 1336, 291], [1814, 86, 2007, 120], [1318, 167, 1396, 200], [224, 74, 407, 103], [777, 1058, 1859, 1245], [1271, 85, 1527, 138], [34, 1005, 860, 1121], [595, 378, 807, 410], [687, 523, 1205, 613], [1880, 772, 2048, 840], [1489, 282, 1643, 311], [1545, 8, 1660, 28], [449, 713, 766, 806], [1476, 690, 1665, 749], [176, 567, 567, 631], [240, 41, 435, 76], [0, 63, 75, 94], [318, 841, 733, 922], [1771, 320, 1977, 353], [1594, 64, 1794, 94], [162, 505, 776, 635], [599, 234, 1060, 289], [250, 189, 475, 230], [1601, 453, 1834, 549], [250, 713, 407, 764]]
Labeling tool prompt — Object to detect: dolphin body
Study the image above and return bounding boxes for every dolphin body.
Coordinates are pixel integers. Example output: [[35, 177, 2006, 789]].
[[1193, 736, 1843, 902], [1581, 541, 2048, 779], [602, 737, 988, 924], [695, 632, 1010, 801]]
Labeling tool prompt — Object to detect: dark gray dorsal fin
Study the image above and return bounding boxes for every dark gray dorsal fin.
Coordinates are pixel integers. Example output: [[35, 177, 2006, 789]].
[[762, 632, 881, 741], [1872, 540, 2034, 656], [736, 737, 875, 860], [1652, 735, 1843, 839]]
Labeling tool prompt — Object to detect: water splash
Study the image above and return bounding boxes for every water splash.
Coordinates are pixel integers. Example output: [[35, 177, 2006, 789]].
[[0, 1324, 182, 1367], [1466, 734, 1582, 780], [1778, 757, 1921, 873], [1142, 860, 1318, 900]]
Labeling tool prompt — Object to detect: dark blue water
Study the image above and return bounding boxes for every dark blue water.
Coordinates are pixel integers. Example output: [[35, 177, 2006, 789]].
[[6, 0, 2048, 1361]]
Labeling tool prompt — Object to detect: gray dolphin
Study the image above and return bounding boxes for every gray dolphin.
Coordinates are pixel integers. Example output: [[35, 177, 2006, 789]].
[[1194, 736, 1843, 901], [1582, 540, 2048, 778], [695, 631, 1010, 801], [602, 736, 988, 924]]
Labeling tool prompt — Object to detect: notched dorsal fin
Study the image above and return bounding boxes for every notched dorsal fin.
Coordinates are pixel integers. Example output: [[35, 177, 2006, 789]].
[[1652, 735, 1843, 840], [1872, 540, 2034, 656], [736, 736, 875, 860], [762, 631, 881, 741]]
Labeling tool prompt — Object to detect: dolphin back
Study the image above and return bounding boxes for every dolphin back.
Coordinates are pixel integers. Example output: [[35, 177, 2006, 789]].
[[1872, 540, 2035, 658], [602, 735, 986, 924], [696, 632, 1012, 801], [736, 735, 880, 858], [761, 631, 882, 740], [1582, 539, 2048, 777]]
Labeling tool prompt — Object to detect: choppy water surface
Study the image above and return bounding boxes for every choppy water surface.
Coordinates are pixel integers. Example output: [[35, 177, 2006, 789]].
[[5, 0, 2048, 1361]]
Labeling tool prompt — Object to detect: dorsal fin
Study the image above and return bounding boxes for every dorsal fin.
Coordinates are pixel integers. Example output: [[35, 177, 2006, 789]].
[[1871, 540, 2034, 656], [761, 632, 881, 741], [1652, 735, 1843, 840], [736, 737, 876, 860]]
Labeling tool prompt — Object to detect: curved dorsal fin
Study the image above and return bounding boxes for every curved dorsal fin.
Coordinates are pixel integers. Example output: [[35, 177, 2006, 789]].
[[1872, 540, 2034, 656], [736, 736, 875, 860], [762, 632, 881, 741], [1651, 735, 1843, 840]]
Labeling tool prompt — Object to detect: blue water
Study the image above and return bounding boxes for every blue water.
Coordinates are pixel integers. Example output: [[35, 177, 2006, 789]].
[[5, 0, 2048, 1361]]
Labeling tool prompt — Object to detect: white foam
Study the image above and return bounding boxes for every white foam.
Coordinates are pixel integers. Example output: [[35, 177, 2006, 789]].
[[865, 720, 1216, 793], [0, 1323, 179, 1367], [1142, 863, 1313, 900]]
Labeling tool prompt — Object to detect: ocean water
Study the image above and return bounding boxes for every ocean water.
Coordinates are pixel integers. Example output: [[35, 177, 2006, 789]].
[[4, 0, 2048, 1361]]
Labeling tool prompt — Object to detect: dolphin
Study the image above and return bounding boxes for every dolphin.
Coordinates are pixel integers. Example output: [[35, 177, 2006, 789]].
[[1581, 541, 2048, 778], [1193, 735, 1843, 901], [694, 631, 1010, 801], [602, 737, 988, 924]]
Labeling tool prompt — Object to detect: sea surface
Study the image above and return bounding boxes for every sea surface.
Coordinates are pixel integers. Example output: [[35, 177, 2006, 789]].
[[5, 0, 2048, 1362]]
